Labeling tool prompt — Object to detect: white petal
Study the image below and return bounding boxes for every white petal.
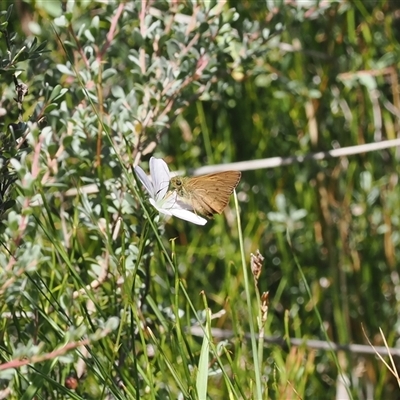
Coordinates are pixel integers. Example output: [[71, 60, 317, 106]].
[[136, 159, 207, 226], [150, 198, 173, 216], [161, 191, 179, 209], [160, 191, 207, 224], [175, 198, 195, 211], [134, 165, 155, 198], [150, 157, 171, 200], [170, 208, 207, 225]]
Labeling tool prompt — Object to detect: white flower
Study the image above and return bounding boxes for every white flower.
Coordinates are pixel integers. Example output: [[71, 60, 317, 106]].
[[134, 157, 207, 226]]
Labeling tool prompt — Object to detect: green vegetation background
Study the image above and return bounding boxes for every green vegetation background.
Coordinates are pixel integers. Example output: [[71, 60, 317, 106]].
[[0, 1, 399, 399]]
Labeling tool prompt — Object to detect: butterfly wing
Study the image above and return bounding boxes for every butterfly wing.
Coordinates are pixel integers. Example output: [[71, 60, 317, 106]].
[[190, 171, 241, 216]]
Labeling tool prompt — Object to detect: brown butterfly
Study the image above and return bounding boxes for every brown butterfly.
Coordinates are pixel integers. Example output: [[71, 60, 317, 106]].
[[170, 171, 241, 218]]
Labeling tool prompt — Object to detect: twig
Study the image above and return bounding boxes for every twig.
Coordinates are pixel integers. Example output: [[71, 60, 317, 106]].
[[33, 138, 400, 200], [186, 138, 400, 176], [189, 326, 400, 357]]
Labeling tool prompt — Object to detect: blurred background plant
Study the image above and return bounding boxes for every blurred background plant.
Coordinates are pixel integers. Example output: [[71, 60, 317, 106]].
[[0, 0, 400, 398]]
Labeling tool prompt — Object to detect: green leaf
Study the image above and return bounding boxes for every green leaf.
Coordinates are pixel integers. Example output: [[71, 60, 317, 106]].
[[57, 64, 74, 76]]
